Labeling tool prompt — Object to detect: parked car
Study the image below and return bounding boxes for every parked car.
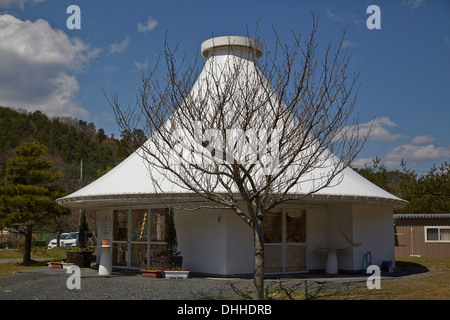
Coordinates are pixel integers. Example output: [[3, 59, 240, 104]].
[[63, 232, 79, 248], [47, 233, 70, 249]]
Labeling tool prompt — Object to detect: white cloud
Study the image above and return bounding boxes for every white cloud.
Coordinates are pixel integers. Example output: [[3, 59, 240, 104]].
[[358, 117, 405, 142], [385, 144, 449, 164], [342, 40, 355, 48], [402, 0, 425, 10], [411, 134, 435, 144], [325, 8, 362, 27], [351, 157, 375, 168], [109, 35, 130, 54], [134, 61, 150, 70], [138, 16, 158, 33], [0, 14, 99, 117], [0, 0, 45, 9]]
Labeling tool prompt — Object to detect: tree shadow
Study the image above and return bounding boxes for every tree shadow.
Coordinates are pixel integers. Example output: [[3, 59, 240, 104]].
[[389, 260, 429, 277]]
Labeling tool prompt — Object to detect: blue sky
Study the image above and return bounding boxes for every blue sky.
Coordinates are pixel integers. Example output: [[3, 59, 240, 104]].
[[0, 0, 449, 174]]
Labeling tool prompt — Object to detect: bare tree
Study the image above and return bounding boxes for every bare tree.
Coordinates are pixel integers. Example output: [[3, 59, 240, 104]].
[[107, 18, 366, 300]]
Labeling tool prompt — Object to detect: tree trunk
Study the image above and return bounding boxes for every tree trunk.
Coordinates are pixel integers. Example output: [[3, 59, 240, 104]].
[[252, 219, 265, 300], [23, 226, 32, 264], [56, 230, 61, 248]]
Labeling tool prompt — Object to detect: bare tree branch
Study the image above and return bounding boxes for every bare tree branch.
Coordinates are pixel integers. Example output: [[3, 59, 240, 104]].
[[106, 17, 367, 299]]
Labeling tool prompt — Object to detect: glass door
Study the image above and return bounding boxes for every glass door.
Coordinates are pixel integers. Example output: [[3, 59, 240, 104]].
[[285, 208, 306, 272], [264, 210, 283, 273], [264, 207, 307, 273], [112, 210, 128, 267], [130, 209, 149, 269]]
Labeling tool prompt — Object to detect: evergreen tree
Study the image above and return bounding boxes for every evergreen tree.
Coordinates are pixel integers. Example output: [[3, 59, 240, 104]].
[[0, 142, 69, 263]]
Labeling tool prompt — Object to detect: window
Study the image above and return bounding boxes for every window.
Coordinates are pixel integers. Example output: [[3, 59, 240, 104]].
[[113, 210, 128, 241], [150, 208, 169, 242], [286, 208, 306, 243], [264, 210, 282, 243], [425, 227, 450, 242], [131, 209, 148, 241], [111, 208, 170, 269]]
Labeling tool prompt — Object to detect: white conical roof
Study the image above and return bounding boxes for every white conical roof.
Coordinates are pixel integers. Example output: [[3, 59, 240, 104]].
[[57, 36, 406, 209]]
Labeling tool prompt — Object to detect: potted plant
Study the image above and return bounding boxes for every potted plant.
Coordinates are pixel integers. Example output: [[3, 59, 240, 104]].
[[164, 265, 190, 279], [150, 209, 183, 270], [49, 261, 73, 269], [66, 247, 93, 268], [50, 261, 64, 269], [102, 236, 110, 246], [66, 210, 93, 268], [141, 266, 163, 278]]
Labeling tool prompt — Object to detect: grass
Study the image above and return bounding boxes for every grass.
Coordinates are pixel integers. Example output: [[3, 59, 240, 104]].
[[257, 257, 450, 300], [0, 248, 69, 277], [287, 257, 450, 300], [327, 257, 450, 300]]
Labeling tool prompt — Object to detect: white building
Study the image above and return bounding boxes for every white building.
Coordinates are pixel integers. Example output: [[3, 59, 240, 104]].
[[57, 36, 406, 276]]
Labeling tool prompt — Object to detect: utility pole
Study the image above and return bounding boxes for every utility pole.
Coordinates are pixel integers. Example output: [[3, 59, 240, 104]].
[[80, 159, 83, 183]]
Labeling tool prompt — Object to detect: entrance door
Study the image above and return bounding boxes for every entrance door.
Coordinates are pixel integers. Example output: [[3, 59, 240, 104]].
[[264, 207, 306, 273]]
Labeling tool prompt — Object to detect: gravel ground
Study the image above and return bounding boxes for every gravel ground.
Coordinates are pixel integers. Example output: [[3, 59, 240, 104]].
[[0, 268, 255, 300], [0, 266, 373, 301]]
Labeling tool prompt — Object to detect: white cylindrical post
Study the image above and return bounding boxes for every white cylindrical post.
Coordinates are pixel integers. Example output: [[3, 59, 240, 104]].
[[325, 249, 338, 274], [99, 245, 112, 275]]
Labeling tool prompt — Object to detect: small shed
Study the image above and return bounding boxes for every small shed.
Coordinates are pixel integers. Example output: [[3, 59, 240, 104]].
[[394, 214, 450, 258]]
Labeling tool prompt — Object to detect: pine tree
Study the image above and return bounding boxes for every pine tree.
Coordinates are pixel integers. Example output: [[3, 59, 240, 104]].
[[0, 142, 69, 263]]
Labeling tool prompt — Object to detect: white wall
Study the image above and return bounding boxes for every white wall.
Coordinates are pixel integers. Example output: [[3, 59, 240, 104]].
[[175, 208, 229, 275], [352, 204, 395, 270], [321, 203, 395, 272], [325, 204, 355, 271], [176, 208, 256, 276], [224, 211, 254, 275], [305, 206, 328, 271]]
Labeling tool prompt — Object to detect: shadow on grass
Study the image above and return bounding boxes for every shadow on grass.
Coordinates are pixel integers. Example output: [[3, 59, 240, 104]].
[[19, 259, 52, 267], [390, 260, 430, 277]]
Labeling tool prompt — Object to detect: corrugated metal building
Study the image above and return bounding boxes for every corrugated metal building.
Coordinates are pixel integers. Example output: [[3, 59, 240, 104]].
[[394, 214, 450, 258]]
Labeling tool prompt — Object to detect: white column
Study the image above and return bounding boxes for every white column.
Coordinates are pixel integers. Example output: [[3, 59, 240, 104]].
[[99, 245, 112, 275]]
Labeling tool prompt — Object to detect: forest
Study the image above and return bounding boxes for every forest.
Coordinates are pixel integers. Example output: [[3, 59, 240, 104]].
[[0, 106, 140, 194]]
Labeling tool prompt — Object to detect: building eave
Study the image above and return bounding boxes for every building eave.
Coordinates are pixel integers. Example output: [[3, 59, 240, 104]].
[[57, 192, 407, 210]]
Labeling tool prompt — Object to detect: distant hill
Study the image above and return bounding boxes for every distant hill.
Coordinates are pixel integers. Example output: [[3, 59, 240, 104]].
[[0, 106, 133, 193]]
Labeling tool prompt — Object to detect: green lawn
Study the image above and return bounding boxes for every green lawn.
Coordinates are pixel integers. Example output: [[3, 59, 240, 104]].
[[0, 248, 69, 277], [262, 257, 450, 300]]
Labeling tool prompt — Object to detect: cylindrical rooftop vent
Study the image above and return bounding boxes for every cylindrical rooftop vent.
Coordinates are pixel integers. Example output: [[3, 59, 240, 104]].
[[201, 36, 264, 59]]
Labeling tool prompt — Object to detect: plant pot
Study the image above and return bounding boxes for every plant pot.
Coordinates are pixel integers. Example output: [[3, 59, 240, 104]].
[[141, 270, 163, 278], [151, 256, 183, 271], [50, 262, 63, 269], [66, 251, 93, 268], [102, 240, 110, 246], [164, 270, 190, 279]]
